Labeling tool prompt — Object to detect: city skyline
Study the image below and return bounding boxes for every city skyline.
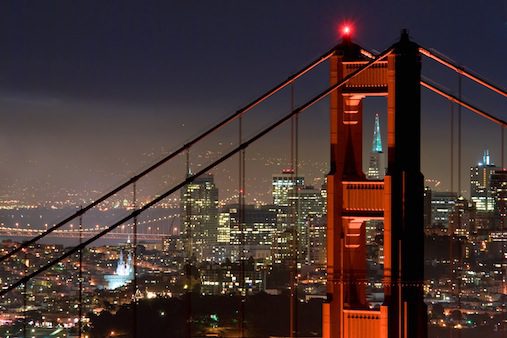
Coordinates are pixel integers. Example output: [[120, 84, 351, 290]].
[[0, 3, 506, 337]]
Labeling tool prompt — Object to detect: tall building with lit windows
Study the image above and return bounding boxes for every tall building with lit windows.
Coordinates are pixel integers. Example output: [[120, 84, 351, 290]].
[[219, 204, 277, 263], [297, 185, 325, 262], [272, 169, 304, 207], [431, 191, 458, 232], [271, 170, 304, 265], [490, 169, 507, 229], [180, 173, 219, 262], [366, 113, 383, 180], [470, 150, 500, 213], [271, 169, 304, 233]]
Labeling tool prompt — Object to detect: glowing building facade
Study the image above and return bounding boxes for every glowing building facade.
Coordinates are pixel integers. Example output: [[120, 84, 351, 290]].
[[180, 173, 219, 262], [367, 113, 384, 180], [104, 250, 134, 290], [470, 150, 500, 212]]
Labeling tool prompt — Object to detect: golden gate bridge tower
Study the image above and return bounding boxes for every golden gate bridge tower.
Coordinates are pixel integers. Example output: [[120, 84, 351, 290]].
[[323, 30, 427, 338]]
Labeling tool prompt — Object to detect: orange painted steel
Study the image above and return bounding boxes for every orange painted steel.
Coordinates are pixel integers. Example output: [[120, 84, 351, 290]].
[[421, 80, 507, 127], [419, 47, 507, 98]]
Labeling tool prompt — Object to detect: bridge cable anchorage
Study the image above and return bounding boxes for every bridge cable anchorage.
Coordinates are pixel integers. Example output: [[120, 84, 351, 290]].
[[419, 46, 507, 97], [0, 46, 393, 297], [420, 79, 507, 127], [0, 42, 339, 265]]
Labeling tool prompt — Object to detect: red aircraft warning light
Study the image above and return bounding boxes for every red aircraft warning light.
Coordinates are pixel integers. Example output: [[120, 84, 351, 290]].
[[340, 24, 353, 39]]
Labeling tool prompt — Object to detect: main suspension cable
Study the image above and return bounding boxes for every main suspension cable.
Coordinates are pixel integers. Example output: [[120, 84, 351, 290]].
[[0, 48, 393, 297], [419, 47, 507, 98], [0, 42, 339, 264], [421, 79, 507, 127]]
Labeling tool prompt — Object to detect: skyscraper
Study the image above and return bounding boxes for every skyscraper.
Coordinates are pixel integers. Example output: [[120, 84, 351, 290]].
[[271, 169, 304, 233], [271, 169, 304, 267], [220, 203, 277, 262], [366, 113, 383, 180], [272, 169, 304, 207], [470, 150, 501, 230], [490, 169, 507, 229], [180, 173, 219, 262], [431, 191, 458, 233], [307, 215, 326, 266], [470, 150, 499, 211], [297, 185, 325, 262]]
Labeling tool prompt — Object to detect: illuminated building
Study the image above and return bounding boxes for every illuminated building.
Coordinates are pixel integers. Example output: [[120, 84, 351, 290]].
[[272, 169, 304, 207], [162, 234, 184, 256], [366, 113, 383, 180], [271, 227, 295, 265], [104, 250, 134, 290], [271, 170, 304, 265], [489, 170, 507, 288], [297, 185, 326, 262], [448, 196, 475, 237], [199, 259, 264, 295], [470, 150, 500, 212], [424, 190, 460, 235], [180, 173, 219, 262], [219, 204, 277, 263], [307, 215, 326, 266], [490, 169, 507, 229]]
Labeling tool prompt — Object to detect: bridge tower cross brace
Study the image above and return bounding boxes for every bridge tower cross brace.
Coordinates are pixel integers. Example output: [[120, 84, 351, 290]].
[[323, 30, 427, 338]]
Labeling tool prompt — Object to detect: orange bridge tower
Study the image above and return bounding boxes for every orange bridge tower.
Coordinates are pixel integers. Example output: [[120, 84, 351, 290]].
[[323, 30, 427, 338]]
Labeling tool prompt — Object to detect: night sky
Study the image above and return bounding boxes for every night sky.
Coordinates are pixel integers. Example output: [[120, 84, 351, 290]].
[[1, 1, 506, 203]]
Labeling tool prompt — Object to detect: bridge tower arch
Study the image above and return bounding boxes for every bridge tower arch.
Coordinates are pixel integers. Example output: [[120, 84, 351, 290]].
[[323, 30, 427, 338]]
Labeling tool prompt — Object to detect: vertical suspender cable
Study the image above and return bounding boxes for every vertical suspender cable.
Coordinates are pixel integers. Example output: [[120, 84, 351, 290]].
[[79, 208, 83, 338], [502, 126, 505, 169], [133, 182, 138, 338], [451, 101, 455, 194], [294, 82, 300, 337], [449, 99, 455, 338], [458, 73, 462, 198], [23, 248, 27, 338], [239, 114, 246, 337], [457, 71, 463, 338], [501, 126, 506, 299], [185, 148, 192, 338], [290, 83, 298, 338]]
